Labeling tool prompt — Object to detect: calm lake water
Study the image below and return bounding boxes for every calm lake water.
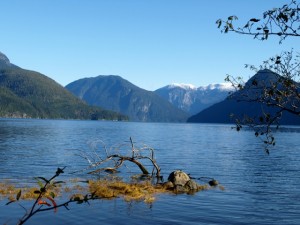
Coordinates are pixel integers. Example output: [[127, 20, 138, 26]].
[[0, 119, 299, 225]]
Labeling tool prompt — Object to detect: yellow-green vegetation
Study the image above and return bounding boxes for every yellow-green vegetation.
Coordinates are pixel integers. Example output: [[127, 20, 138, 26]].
[[0, 181, 62, 201], [0, 178, 216, 205], [0, 179, 164, 204], [88, 180, 169, 204]]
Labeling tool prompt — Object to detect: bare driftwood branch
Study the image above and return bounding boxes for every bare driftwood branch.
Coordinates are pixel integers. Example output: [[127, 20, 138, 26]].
[[73, 137, 161, 177]]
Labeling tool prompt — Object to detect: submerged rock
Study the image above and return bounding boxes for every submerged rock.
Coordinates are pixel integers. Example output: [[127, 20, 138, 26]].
[[184, 179, 199, 190], [208, 179, 219, 186], [162, 181, 174, 190]]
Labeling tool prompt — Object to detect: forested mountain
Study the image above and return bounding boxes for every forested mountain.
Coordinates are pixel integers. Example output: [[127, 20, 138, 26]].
[[66, 75, 188, 122], [187, 69, 300, 125], [0, 52, 127, 120], [155, 83, 233, 115]]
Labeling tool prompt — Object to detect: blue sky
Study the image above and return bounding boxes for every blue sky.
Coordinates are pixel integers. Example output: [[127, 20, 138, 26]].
[[0, 0, 297, 90]]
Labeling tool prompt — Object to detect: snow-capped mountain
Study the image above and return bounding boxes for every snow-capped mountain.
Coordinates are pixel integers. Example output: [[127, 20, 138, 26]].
[[155, 83, 234, 115]]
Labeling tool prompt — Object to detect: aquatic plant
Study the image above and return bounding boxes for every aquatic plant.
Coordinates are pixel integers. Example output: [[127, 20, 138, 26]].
[[88, 179, 168, 203]]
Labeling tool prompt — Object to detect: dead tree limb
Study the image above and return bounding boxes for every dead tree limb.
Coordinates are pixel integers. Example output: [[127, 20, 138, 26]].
[[74, 137, 161, 177]]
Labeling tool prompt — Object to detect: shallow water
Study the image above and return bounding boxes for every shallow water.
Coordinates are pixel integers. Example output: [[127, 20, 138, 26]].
[[0, 119, 299, 224]]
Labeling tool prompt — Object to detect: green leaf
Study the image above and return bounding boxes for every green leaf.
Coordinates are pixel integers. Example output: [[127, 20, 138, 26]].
[[16, 190, 22, 201], [275, 59, 281, 64], [216, 19, 222, 28], [53, 181, 65, 185], [250, 18, 260, 22], [73, 196, 81, 201], [291, 11, 295, 17], [228, 15, 238, 20], [50, 192, 56, 198], [37, 177, 49, 183], [35, 178, 45, 188]]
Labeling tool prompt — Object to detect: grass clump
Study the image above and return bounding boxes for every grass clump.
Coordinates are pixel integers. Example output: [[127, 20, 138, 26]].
[[0, 181, 62, 201], [1, 177, 219, 205], [88, 179, 168, 203]]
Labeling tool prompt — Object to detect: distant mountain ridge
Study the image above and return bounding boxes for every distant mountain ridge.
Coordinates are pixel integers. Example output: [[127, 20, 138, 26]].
[[0, 52, 127, 120], [155, 83, 233, 115], [187, 69, 300, 125], [66, 75, 189, 122], [0, 51, 10, 65], [0, 51, 18, 68]]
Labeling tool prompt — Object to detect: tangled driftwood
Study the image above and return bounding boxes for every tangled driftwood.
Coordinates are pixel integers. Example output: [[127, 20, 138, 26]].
[[74, 137, 160, 176]]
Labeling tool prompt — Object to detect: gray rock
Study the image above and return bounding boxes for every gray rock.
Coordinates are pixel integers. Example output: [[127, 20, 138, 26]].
[[162, 181, 174, 190], [184, 179, 199, 190], [174, 185, 187, 193], [208, 179, 219, 186], [168, 170, 190, 187], [166, 170, 206, 193]]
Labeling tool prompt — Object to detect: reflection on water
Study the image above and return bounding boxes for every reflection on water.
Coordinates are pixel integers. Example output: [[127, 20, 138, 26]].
[[0, 119, 300, 225]]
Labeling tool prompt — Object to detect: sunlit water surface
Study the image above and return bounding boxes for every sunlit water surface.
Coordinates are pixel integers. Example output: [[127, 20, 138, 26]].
[[0, 119, 299, 225]]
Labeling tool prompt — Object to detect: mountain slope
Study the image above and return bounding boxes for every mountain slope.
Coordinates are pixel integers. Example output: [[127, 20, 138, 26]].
[[155, 83, 233, 115], [187, 69, 300, 125], [0, 52, 127, 120], [66, 75, 188, 122]]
